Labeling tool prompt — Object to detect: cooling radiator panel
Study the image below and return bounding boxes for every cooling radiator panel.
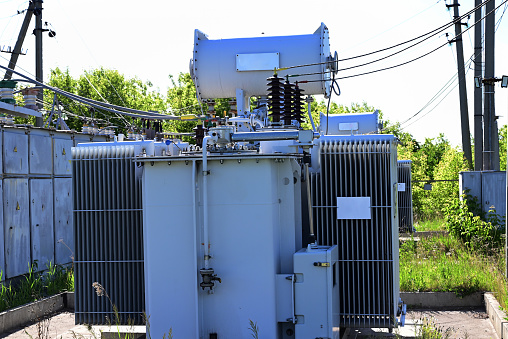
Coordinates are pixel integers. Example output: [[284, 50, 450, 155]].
[[72, 144, 145, 325], [397, 160, 413, 233], [310, 135, 400, 329]]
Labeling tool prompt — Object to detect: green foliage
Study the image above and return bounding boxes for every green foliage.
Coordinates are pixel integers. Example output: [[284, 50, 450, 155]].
[[48, 67, 167, 134], [398, 136, 468, 220], [0, 262, 74, 312], [165, 73, 203, 143], [444, 192, 504, 252], [499, 124, 507, 171]]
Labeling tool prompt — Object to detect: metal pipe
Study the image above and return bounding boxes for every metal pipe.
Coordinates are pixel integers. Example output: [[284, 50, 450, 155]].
[[231, 131, 300, 142], [192, 160, 200, 338], [306, 95, 316, 132], [202, 135, 212, 269], [305, 163, 315, 243]]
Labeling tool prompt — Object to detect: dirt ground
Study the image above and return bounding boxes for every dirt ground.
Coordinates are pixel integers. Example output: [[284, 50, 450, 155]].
[[0, 308, 499, 339], [347, 308, 498, 338]]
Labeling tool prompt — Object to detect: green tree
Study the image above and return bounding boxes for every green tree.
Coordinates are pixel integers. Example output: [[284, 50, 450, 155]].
[[48, 67, 166, 134]]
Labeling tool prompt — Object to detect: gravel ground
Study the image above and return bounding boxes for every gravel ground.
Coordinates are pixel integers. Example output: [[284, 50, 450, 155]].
[[0, 308, 499, 339], [346, 308, 498, 338]]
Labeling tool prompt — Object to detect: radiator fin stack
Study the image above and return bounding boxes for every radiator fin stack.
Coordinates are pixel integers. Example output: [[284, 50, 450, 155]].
[[397, 160, 413, 233], [310, 137, 399, 329], [72, 145, 144, 325]]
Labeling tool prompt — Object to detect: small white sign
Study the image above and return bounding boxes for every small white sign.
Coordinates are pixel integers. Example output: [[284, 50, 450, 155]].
[[397, 183, 406, 192], [338, 122, 359, 131], [336, 197, 371, 219], [236, 53, 279, 71]]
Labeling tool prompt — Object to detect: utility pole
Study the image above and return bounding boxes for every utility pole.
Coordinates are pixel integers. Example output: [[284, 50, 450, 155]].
[[483, 0, 497, 170], [473, 0, 483, 171], [2, 2, 35, 80], [34, 0, 44, 127], [448, 0, 472, 168]]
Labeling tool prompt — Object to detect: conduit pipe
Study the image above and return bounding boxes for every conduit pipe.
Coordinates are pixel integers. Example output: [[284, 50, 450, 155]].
[[202, 135, 212, 269]]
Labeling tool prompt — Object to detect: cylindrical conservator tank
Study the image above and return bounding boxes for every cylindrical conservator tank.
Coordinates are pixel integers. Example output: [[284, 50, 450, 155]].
[[142, 154, 302, 338], [190, 23, 333, 100]]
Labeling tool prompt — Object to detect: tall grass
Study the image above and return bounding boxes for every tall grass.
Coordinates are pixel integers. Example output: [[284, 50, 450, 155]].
[[0, 261, 74, 312], [414, 219, 447, 232], [400, 235, 507, 308]]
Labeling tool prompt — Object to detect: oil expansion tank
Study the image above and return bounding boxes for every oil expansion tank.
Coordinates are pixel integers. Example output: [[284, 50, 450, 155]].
[[190, 23, 336, 100]]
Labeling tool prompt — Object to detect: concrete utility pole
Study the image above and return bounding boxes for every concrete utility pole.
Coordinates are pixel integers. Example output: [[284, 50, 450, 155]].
[[473, 0, 483, 171], [34, 0, 44, 127], [448, 0, 472, 168], [2, 2, 35, 80], [483, 0, 497, 170]]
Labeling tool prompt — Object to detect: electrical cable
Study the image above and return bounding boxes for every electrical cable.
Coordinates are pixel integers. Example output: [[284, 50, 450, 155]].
[[0, 64, 181, 120], [332, 0, 506, 81], [279, 0, 491, 73]]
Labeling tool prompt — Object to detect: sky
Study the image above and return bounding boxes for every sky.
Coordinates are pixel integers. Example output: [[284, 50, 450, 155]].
[[0, 0, 507, 147]]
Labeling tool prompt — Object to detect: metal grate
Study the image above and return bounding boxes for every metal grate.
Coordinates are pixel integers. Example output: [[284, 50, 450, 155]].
[[72, 145, 144, 325], [397, 160, 413, 233], [310, 136, 399, 329]]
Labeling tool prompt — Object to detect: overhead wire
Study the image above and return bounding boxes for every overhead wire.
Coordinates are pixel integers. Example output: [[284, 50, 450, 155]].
[[401, 0, 507, 129], [0, 63, 184, 120], [280, 0, 491, 74], [332, 0, 506, 81]]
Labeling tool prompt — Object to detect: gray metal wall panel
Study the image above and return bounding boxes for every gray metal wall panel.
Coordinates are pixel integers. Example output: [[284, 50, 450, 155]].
[[29, 131, 53, 175], [0, 180, 3, 280], [4, 129, 29, 175], [482, 171, 506, 217], [3, 178, 30, 278], [459, 171, 481, 200], [53, 138, 73, 176], [54, 177, 74, 265], [30, 179, 54, 266], [0, 128, 3, 175]]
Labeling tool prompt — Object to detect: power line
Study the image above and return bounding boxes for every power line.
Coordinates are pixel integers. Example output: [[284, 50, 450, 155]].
[[334, 0, 506, 81]]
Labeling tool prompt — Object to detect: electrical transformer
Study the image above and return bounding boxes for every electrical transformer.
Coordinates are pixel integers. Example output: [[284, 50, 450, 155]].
[[72, 23, 405, 339]]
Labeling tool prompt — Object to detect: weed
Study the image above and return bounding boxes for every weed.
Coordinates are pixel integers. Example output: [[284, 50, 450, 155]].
[[0, 261, 74, 313], [400, 235, 506, 299], [248, 319, 259, 339], [415, 316, 453, 339]]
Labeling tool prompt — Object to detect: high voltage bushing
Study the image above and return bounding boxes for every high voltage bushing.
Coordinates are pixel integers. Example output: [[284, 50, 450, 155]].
[[266, 74, 284, 124], [293, 83, 305, 124], [283, 79, 295, 126]]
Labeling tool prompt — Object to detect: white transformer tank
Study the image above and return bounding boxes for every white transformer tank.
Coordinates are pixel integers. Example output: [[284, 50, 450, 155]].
[[190, 23, 334, 100], [142, 154, 305, 338]]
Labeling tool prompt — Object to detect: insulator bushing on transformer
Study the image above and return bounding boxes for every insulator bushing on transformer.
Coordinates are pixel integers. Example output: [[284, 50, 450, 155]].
[[266, 74, 284, 124], [283, 80, 295, 126], [193, 124, 207, 145], [293, 83, 305, 124]]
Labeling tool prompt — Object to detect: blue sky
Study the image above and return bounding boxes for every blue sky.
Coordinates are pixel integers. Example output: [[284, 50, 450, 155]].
[[0, 0, 507, 147]]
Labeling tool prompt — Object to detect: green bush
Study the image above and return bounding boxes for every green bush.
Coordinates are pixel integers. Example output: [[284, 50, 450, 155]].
[[444, 192, 504, 252]]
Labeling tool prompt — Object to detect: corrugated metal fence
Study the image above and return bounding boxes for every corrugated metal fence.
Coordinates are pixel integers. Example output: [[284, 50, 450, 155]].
[[0, 125, 106, 280]]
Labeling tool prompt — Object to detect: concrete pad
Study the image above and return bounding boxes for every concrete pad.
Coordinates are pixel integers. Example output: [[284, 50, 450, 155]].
[[485, 292, 508, 339], [401, 291, 484, 309]]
